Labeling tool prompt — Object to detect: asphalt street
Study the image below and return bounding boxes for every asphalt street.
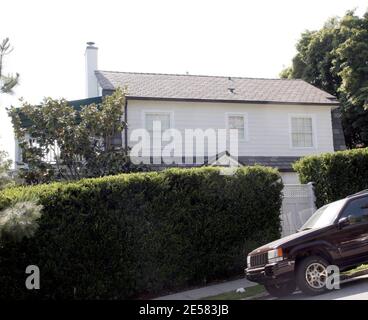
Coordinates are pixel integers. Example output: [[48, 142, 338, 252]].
[[272, 275, 368, 300]]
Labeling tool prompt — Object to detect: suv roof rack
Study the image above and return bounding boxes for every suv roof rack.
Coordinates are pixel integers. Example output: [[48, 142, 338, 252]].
[[347, 189, 368, 198]]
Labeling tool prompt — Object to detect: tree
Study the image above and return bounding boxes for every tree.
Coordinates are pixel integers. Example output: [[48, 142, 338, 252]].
[[0, 38, 19, 94], [280, 10, 368, 148], [0, 150, 12, 189], [0, 38, 19, 189], [8, 88, 146, 184]]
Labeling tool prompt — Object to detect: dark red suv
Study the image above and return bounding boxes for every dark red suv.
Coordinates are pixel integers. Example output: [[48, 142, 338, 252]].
[[245, 190, 368, 297]]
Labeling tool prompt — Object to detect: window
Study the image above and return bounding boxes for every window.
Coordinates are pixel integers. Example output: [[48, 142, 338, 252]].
[[144, 112, 172, 152], [290, 116, 314, 148], [227, 114, 246, 140], [23, 134, 60, 164], [145, 112, 171, 135], [341, 197, 368, 224]]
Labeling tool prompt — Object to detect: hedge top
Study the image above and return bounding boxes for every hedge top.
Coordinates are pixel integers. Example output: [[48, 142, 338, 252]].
[[0, 165, 282, 210], [293, 147, 368, 207]]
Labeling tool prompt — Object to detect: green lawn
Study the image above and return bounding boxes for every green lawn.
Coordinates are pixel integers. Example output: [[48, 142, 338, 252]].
[[201, 284, 265, 300]]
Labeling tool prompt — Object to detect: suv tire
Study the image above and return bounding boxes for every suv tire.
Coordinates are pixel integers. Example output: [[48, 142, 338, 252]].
[[264, 281, 296, 298], [296, 255, 329, 296]]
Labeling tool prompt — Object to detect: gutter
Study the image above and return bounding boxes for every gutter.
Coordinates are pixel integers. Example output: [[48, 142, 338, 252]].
[[124, 98, 128, 150], [125, 96, 340, 107]]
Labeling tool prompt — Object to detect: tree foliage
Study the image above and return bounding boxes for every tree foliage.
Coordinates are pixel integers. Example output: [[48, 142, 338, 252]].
[[280, 10, 368, 148], [8, 88, 143, 184], [0, 38, 19, 94], [0, 38, 19, 190], [0, 151, 12, 190]]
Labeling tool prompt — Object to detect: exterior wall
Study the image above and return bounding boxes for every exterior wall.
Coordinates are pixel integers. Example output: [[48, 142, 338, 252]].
[[280, 172, 300, 184], [126, 99, 335, 157]]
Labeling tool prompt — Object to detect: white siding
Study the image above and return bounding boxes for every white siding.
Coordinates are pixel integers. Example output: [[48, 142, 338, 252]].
[[280, 172, 300, 184], [126, 100, 334, 157]]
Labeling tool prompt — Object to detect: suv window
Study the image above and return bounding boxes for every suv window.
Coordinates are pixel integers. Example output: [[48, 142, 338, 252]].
[[341, 196, 368, 224], [300, 199, 346, 230]]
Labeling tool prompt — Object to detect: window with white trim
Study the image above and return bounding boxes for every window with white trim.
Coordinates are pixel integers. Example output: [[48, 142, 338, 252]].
[[144, 111, 172, 148], [145, 113, 171, 135], [228, 114, 246, 140], [291, 116, 314, 148]]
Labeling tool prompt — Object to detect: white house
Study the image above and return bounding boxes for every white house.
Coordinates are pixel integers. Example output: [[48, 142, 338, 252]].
[[86, 43, 346, 183], [15, 43, 346, 184]]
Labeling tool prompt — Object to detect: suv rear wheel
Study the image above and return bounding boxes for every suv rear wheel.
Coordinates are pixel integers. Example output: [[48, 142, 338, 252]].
[[264, 281, 296, 298], [296, 255, 329, 296]]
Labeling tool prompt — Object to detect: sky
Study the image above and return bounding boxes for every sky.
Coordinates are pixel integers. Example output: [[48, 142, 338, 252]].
[[0, 0, 366, 161]]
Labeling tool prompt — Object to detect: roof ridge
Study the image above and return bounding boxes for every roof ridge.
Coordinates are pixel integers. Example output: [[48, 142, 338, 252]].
[[96, 69, 304, 81]]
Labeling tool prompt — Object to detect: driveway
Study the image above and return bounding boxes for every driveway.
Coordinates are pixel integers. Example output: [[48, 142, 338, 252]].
[[274, 275, 368, 300]]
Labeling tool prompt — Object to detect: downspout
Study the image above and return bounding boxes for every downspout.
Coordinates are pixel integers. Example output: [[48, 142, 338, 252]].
[[124, 98, 128, 151]]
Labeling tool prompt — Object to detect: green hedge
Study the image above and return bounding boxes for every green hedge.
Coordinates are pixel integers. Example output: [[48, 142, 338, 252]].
[[0, 166, 283, 299], [293, 148, 368, 208]]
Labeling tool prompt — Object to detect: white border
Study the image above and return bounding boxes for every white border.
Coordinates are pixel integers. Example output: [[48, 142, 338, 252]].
[[288, 113, 317, 149], [141, 110, 175, 153], [142, 110, 175, 130], [225, 112, 249, 142]]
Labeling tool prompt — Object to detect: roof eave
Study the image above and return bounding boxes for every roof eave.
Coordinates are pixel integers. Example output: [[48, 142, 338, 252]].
[[125, 95, 339, 106]]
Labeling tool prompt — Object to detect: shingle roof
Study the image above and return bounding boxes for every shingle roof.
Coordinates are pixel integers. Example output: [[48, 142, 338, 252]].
[[95, 70, 339, 105]]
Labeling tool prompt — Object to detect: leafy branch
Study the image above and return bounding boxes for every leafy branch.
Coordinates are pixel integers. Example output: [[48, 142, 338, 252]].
[[8, 88, 142, 184]]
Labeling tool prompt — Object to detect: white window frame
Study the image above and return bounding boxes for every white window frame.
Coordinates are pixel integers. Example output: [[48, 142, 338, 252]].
[[142, 110, 174, 133], [141, 110, 174, 153], [225, 112, 249, 142], [288, 114, 317, 149]]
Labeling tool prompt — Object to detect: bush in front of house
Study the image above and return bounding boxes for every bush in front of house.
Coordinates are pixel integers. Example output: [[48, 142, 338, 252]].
[[293, 148, 368, 208], [0, 166, 283, 299]]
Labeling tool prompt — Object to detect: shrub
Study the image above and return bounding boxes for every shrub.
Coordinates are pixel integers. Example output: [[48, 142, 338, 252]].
[[293, 148, 368, 207], [0, 150, 13, 190], [0, 200, 43, 243], [0, 166, 283, 299]]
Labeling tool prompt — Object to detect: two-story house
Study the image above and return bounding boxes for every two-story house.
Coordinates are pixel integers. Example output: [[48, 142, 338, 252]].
[[15, 43, 346, 184], [86, 43, 345, 183]]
